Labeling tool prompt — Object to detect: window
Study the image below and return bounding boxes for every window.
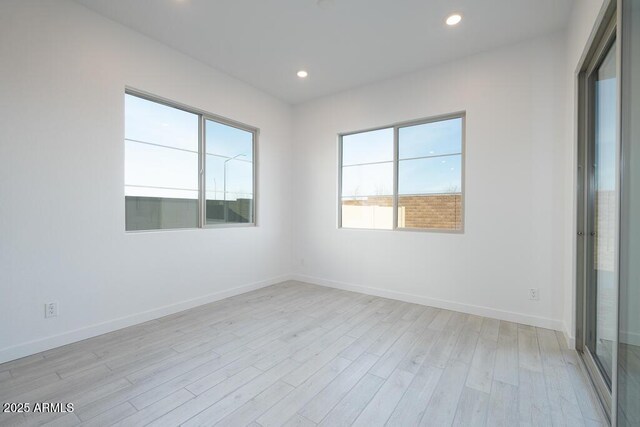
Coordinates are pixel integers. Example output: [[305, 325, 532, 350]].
[[125, 91, 256, 231], [340, 128, 394, 230], [339, 113, 464, 231], [204, 119, 254, 225]]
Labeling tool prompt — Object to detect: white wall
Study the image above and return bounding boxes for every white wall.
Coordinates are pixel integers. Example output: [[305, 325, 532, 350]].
[[563, 0, 606, 344], [291, 33, 570, 330], [0, 0, 293, 363]]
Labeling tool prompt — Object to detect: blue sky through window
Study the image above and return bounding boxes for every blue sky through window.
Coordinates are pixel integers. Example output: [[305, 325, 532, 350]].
[[399, 118, 462, 159], [341, 117, 463, 197], [205, 120, 254, 201], [399, 155, 461, 195], [125, 94, 254, 201], [342, 128, 393, 165], [596, 78, 616, 192], [125, 94, 198, 151]]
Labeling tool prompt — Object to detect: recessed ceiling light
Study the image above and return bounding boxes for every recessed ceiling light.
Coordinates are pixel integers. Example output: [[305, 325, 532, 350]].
[[446, 14, 462, 26], [297, 70, 309, 78]]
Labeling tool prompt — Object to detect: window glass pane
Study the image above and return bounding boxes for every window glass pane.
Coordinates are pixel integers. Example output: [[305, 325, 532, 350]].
[[205, 119, 254, 224], [342, 128, 393, 165], [398, 155, 462, 195], [397, 115, 463, 231], [125, 141, 198, 197], [125, 94, 199, 151], [397, 153, 463, 230], [342, 162, 393, 197], [206, 120, 253, 161], [341, 196, 393, 230], [399, 117, 462, 159], [125, 94, 199, 231], [591, 41, 617, 383]]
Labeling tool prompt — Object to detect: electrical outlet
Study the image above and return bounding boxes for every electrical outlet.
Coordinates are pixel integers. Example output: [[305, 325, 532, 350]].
[[528, 288, 539, 301], [45, 302, 58, 318]]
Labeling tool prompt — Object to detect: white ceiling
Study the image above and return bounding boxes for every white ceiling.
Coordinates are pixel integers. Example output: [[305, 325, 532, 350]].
[[75, 0, 574, 104]]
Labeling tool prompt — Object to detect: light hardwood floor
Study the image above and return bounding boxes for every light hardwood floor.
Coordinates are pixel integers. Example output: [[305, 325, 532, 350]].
[[0, 281, 607, 426]]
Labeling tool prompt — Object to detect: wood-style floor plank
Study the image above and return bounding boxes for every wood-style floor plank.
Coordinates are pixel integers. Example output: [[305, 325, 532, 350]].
[[351, 368, 414, 426], [493, 320, 519, 386], [298, 353, 378, 423], [452, 386, 490, 427], [317, 374, 384, 427], [486, 380, 519, 426]]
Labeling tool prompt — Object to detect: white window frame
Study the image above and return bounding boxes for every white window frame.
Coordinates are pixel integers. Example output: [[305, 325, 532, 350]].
[[337, 111, 465, 233], [125, 87, 259, 231]]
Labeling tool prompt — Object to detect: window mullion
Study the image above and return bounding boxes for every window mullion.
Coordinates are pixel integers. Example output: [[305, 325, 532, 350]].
[[393, 126, 399, 230], [198, 115, 205, 228], [338, 135, 343, 228]]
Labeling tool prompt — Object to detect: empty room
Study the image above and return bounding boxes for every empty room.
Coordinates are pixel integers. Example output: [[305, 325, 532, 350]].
[[1, 0, 639, 425]]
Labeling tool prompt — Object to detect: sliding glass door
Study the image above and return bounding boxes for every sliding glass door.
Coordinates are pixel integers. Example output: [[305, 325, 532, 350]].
[[577, 5, 618, 420], [585, 38, 618, 387], [617, 0, 640, 424], [578, 2, 640, 424]]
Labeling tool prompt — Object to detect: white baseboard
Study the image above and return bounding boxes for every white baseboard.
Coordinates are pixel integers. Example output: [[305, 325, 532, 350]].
[[292, 274, 565, 332], [0, 275, 292, 364]]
